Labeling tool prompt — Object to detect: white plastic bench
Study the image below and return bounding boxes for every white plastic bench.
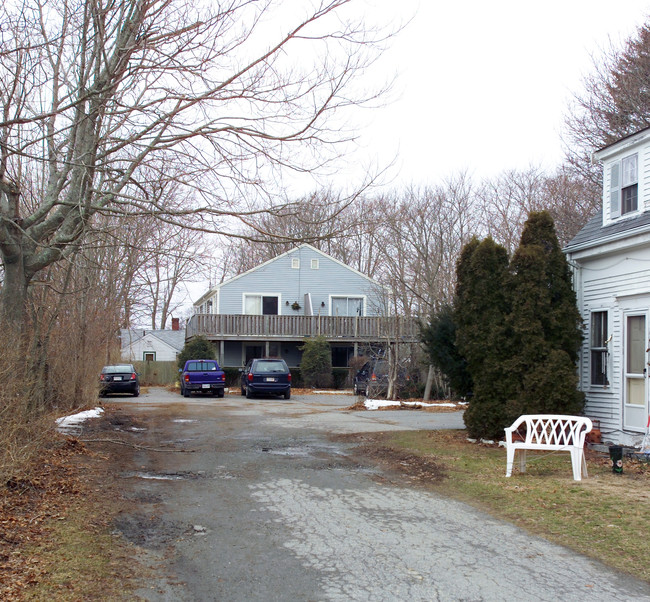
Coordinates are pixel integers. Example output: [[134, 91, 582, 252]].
[[505, 414, 593, 481]]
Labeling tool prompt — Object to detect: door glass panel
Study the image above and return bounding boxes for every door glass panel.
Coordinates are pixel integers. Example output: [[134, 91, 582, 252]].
[[627, 316, 645, 373], [332, 298, 347, 316], [245, 295, 261, 315], [627, 379, 645, 406], [262, 296, 278, 315]]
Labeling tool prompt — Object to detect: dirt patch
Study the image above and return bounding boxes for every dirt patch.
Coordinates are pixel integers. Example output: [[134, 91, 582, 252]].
[[334, 432, 447, 483]]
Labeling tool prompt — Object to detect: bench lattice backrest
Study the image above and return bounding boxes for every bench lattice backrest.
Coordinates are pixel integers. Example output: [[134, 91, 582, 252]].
[[520, 416, 590, 447]]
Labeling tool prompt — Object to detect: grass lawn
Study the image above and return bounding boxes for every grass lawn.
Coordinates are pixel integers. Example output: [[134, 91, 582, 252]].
[[376, 429, 650, 582]]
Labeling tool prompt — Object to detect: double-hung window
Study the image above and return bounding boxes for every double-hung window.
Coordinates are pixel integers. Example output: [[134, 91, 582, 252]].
[[590, 311, 608, 386], [610, 153, 638, 218]]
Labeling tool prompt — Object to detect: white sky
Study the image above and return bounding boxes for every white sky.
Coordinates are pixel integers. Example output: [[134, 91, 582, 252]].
[[181, 1, 650, 312], [347, 0, 650, 187]]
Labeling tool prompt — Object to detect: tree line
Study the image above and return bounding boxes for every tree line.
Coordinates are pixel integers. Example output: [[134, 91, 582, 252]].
[[2, 1, 650, 471]]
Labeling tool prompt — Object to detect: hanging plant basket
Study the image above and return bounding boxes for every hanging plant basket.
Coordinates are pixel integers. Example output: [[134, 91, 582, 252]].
[[291, 302, 301, 311]]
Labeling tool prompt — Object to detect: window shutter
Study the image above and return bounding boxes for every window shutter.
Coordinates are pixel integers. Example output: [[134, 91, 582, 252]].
[[610, 162, 620, 219]]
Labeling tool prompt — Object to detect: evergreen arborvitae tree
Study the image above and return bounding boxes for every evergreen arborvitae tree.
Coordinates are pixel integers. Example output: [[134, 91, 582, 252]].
[[177, 336, 216, 370], [506, 211, 584, 420], [421, 304, 472, 398], [455, 237, 513, 439], [300, 336, 333, 388]]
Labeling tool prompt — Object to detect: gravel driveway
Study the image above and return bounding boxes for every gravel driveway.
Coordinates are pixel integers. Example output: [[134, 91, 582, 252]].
[[107, 388, 650, 601]]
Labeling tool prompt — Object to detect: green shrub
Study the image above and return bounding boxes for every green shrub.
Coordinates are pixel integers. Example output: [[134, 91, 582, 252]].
[[299, 336, 333, 388], [177, 336, 215, 370]]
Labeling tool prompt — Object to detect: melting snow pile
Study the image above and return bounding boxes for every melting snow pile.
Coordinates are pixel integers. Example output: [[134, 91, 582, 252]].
[[364, 399, 458, 411], [56, 407, 104, 434]]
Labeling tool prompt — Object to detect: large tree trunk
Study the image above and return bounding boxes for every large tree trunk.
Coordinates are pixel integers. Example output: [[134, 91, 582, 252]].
[[0, 244, 30, 329]]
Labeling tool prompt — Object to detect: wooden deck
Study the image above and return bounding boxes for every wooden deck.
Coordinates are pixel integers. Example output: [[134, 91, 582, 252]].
[[186, 314, 421, 343]]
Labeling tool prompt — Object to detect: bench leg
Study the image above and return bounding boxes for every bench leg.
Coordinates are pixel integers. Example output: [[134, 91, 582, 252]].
[[570, 448, 587, 481], [506, 446, 515, 477], [519, 449, 527, 474]]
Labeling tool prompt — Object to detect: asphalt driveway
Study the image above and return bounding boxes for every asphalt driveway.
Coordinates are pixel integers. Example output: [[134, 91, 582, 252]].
[[105, 388, 650, 601]]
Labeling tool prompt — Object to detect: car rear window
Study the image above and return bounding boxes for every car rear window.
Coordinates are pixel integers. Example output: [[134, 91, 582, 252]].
[[254, 360, 287, 373], [186, 361, 219, 371], [104, 365, 133, 373]]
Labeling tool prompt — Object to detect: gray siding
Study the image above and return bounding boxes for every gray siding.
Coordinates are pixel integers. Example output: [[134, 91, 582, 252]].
[[217, 246, 382, 316]]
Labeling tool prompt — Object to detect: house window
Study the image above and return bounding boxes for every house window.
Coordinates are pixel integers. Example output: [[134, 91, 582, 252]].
[[332, 296, 363, 317], [590, 311, 608, 386], [244, 294, 279, 315], [144, 352, 156, 362], [610, 154, 638, 218], [311, 259, 319, 270], [292, 258, 300, 269]]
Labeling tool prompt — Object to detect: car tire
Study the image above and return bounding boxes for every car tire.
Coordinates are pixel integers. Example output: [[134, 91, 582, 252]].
[[217, 389, 225, 398], [284, 390, 291, 400], [183, 388, 190, 398], [240, 386, 246, 396], [245, 386, 253, 399], [133, 388, 139, 397]]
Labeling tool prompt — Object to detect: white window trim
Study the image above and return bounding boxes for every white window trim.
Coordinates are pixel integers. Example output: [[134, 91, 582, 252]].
[[143, 351, 156, 361], [328, 294, 366, 317], [608, 152, 639, 221], [589, 309, 609, 388], [242, 292, 282, 315], [311, 259, 319, 269], [291, 258, 300, 269]]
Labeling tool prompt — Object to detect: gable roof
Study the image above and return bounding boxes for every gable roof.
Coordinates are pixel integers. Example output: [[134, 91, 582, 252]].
[[194, 244, 381, 306], [564, 209, 650, 254], [120, 329, 186, 352]]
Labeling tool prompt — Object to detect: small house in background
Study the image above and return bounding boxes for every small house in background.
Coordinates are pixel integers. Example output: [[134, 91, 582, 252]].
[[120, 318, 186, 362], [189, 244, 418, 368], [565, 126, 650, 446]]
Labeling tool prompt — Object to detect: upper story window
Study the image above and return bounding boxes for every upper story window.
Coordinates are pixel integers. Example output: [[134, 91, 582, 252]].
[[244, 294, 279, 315], [610, 153, 638, 218], [291, 258, 300, 269], [311, 259, 319, 269], [331, 296, 363, 317]]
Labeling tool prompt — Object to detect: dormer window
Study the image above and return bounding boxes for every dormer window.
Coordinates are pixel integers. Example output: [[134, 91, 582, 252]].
[[610, 153, 638, 218]]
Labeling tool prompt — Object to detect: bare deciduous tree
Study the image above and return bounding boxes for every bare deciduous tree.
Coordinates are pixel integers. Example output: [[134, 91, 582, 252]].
[[0, 0, 392, 327]]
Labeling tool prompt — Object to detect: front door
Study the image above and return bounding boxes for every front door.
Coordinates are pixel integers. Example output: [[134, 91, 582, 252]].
[[623, 312, 649, 431]]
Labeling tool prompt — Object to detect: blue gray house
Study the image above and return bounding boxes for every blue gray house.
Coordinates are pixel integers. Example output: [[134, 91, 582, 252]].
[[188, 244, 418, 368]]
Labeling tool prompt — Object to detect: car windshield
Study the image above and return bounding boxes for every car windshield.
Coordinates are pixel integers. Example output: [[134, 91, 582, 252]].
[[254, 361, 287, 373], [186, 361, 218, 371], [104, 365, 133, 373], [372, 361, 388, 376]]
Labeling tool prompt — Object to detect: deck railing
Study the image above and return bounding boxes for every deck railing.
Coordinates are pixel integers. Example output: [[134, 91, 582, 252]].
[[186, 314, 421, 342]]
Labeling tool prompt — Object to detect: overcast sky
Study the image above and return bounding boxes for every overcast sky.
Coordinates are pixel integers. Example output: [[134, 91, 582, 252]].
[[345, 0, 650, 188]]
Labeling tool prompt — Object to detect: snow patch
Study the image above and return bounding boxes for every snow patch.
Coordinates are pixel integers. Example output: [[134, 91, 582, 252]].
[[364, 399, 459, 411], [56, 407, 104, 434]]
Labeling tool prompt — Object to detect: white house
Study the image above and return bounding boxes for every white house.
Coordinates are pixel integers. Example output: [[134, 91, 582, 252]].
[[564, 127, 650, 446], [120, 321, 186, 362], [188, 244, 418, 368]]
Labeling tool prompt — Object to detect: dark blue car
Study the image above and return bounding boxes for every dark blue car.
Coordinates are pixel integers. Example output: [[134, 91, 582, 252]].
[[240, 358, 291, 399]]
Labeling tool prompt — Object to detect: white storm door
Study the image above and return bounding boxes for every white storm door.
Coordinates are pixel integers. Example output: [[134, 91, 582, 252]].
[[623, 313, 649, 431]]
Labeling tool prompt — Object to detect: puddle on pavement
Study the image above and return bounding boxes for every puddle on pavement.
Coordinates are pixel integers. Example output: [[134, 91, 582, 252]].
[[122, 470, 206, 481]]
